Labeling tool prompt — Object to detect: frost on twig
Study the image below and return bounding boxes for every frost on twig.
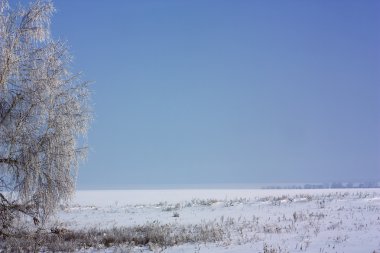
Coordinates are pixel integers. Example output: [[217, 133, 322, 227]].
[[0, 0, 91, 231]]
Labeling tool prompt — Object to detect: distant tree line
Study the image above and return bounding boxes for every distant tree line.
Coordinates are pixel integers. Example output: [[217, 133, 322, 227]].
[[262, 181, 380, 189]]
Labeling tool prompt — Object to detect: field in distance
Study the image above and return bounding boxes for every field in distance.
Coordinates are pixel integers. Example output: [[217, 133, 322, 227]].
[[53, 189, 380, 253]]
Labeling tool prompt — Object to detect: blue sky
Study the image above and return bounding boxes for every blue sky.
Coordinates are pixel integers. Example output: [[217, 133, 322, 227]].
[[46, 1, 380, 188]]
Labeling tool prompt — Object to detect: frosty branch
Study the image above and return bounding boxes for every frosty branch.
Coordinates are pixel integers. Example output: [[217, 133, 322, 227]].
[[0, 0, 91, 233]]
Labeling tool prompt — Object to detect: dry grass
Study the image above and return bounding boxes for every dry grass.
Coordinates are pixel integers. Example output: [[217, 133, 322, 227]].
[[0, 220, 226, 252]]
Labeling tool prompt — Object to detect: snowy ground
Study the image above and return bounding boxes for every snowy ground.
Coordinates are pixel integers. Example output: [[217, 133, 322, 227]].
[[54, 189, 380, 253]]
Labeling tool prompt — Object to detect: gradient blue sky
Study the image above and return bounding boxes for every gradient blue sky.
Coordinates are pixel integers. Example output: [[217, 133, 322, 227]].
[[42, 1, 380, 188]]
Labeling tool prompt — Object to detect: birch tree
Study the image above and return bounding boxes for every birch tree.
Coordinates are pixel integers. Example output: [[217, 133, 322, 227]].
[[0, 0, 90, 232]]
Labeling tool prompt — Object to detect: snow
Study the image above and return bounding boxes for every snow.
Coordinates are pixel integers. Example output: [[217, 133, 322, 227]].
[[54, 189, 380, 252]]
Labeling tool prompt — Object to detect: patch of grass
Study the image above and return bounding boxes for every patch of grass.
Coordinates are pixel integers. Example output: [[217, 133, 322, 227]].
[[1, 220, 227, 252]]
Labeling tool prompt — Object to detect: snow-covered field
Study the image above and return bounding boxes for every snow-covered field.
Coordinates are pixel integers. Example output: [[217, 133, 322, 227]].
[[54, 189, 380, 253]]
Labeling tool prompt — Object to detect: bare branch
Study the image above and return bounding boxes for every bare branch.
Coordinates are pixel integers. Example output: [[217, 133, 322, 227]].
[[0, 0, 91, 228]]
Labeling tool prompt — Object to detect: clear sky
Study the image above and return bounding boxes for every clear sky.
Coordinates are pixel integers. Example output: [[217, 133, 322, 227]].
[[44, 0, 380, 188]]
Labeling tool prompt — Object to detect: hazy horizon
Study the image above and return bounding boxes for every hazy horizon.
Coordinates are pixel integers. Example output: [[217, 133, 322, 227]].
[[75, 181, 380, 191]]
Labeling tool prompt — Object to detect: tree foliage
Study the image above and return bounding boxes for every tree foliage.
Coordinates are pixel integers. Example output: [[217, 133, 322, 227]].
[[0, 0, 90, 232]]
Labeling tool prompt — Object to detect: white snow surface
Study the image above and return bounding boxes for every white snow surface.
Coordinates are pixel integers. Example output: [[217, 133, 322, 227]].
[[54, 189, 380, 253]]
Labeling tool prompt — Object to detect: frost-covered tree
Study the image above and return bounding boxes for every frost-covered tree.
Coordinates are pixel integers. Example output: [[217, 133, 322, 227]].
[[0, 0, 90, 231]]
